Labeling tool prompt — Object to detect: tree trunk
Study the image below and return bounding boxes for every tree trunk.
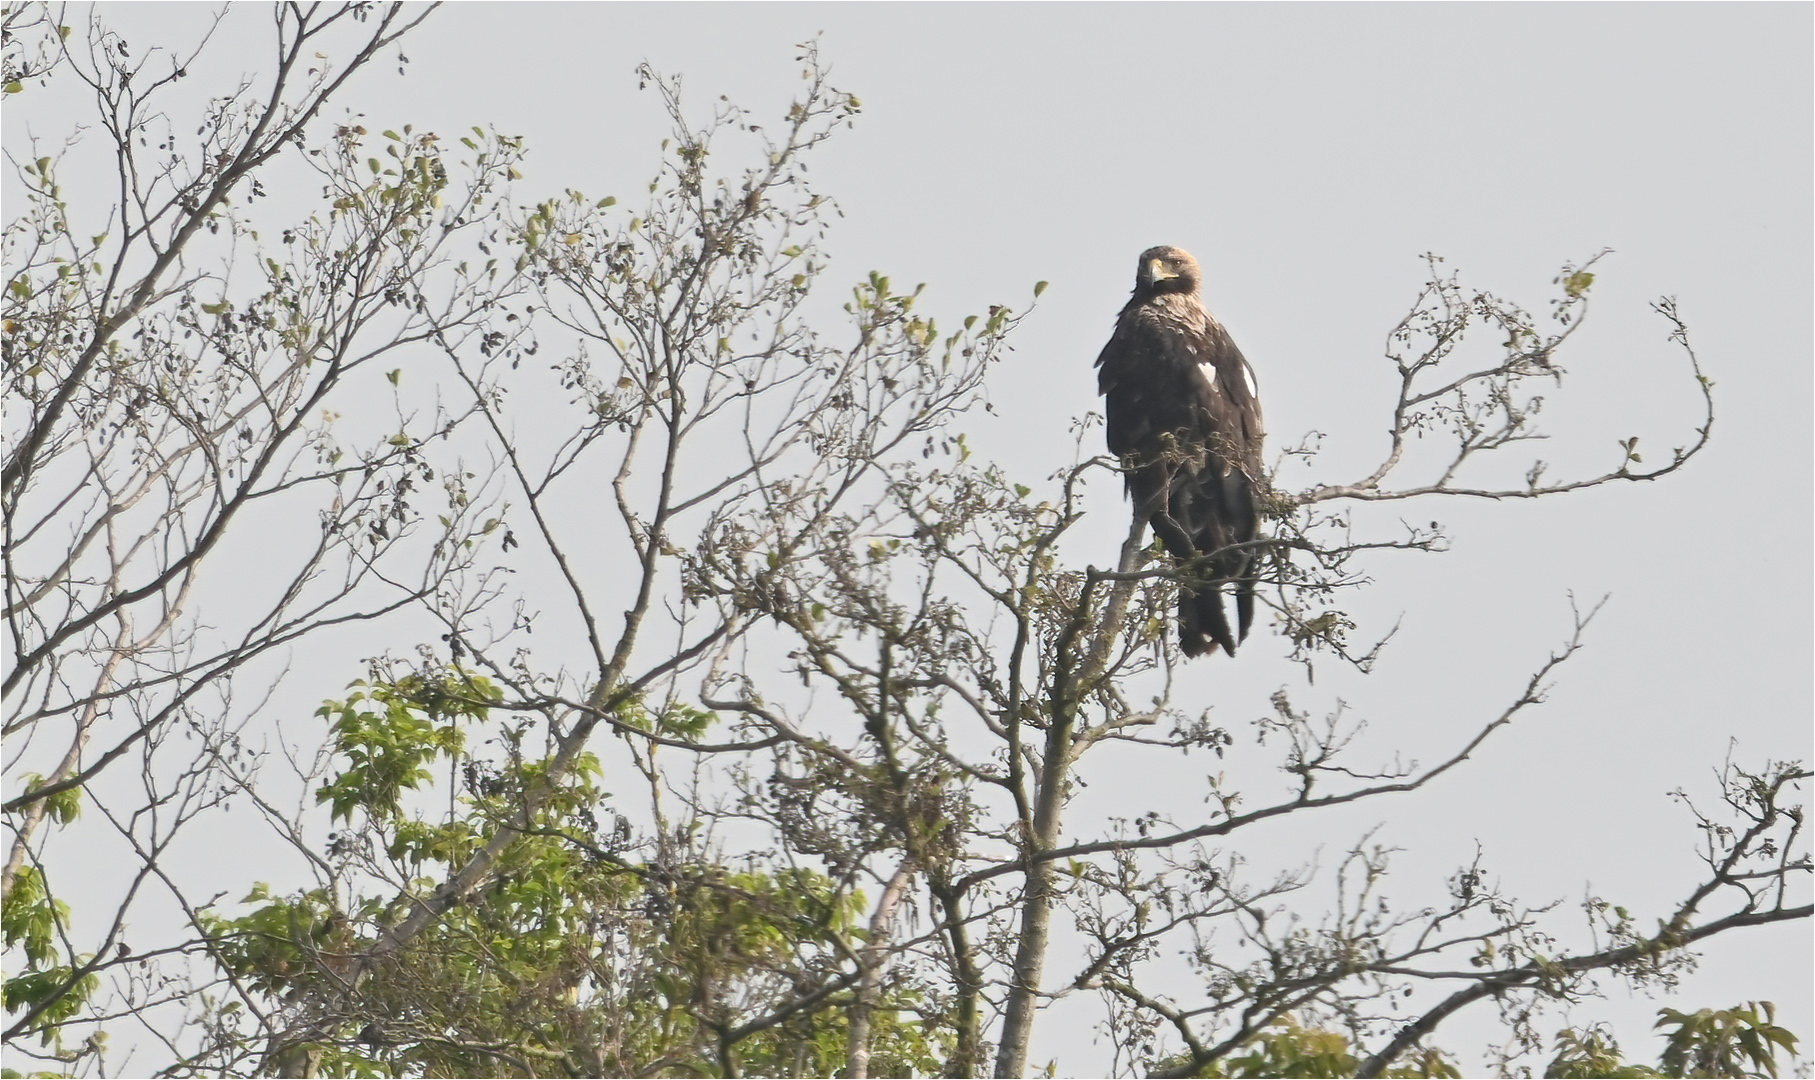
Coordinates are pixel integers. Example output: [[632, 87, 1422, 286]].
[[847, 860, 916, 1078], [994, 525, 1146, 1078], [993, 720, 1070, 1078]]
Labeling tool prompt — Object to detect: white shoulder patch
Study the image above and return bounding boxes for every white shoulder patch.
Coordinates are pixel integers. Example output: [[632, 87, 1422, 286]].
[[1199, 360, 1218, 390], [1241, 361, 1258, 398]]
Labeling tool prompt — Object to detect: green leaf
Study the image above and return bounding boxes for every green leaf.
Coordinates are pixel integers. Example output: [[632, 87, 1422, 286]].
[[4, 82, 23, 95], [1033, 280, 1049, 297], [1563, 270, 1595, 298], [43, 785, 80, 825]]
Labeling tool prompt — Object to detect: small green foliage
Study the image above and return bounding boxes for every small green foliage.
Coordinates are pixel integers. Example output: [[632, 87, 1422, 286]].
[[1160, 1008, 1806, 1079], [199, 886, 347, 997], [14, 775, 80, 824], [2, 871, 99, 1043], [314, 671, 494, 824], [1564, 270, 1595, 298], [1547, 1025, 1664, 1078], [1657, 1002, 1797, 1079], [1216, 1015, 1360, 1077], [1, 965, 100, 1044], [610, 687, 722, 742], [1, 867, 68, 968], [1290, 609, 1355, 652], [1190, 1014, 1461, 1078]]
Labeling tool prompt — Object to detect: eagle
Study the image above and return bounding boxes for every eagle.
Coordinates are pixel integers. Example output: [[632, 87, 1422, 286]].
[[1095, 245, 1265, 657]]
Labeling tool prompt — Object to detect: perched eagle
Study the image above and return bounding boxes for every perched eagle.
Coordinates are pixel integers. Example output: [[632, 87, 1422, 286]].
[[1095, 245, 1265, 657]]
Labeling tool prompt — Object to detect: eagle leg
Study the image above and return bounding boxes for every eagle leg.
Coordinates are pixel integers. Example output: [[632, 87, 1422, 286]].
[[1148, 508, 1198, 564]]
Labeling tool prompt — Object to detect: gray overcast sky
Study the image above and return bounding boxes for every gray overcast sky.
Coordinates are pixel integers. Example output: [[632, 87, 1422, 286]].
[[14, 1, 1812, 1072]]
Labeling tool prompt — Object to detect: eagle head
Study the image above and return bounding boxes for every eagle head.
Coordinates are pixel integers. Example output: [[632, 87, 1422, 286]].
[[1135, 245, 1202, 295]]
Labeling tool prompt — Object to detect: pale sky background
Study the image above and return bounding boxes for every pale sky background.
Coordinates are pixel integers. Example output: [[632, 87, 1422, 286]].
[[9, 2, 1812, 1075]]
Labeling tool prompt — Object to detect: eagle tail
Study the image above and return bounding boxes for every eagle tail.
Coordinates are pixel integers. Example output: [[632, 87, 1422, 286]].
[[1179, 581, 1238, 658]]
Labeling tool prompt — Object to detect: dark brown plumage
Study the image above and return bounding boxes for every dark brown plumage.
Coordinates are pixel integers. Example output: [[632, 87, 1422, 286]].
[[1095, 245, 1265, 657]]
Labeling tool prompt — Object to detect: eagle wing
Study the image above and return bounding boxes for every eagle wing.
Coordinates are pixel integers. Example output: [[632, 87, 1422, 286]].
[[1096, 309, 1261, 463]]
